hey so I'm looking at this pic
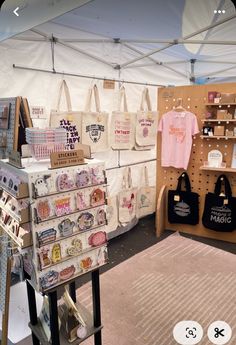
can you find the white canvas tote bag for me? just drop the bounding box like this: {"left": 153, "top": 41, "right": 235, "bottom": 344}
{"left": 136, "top": 166, "right": 156, "bottom": 218}
{"left": 118, "top": 167, "right": 137, "bottom": 224}
{"left": 110, "top": 86, "right": 136, "bottom": 150}
{"left": 135, "top": 88, "right": 158, "bottom": 149}
{"left": 105, "top": 195, "right": 119, "bottom": 234}
{"left": 50, "top": 80, "right": 82, "bottom": 150}
{"left": 81, "top": 85, "right": 109, "bottom": 153}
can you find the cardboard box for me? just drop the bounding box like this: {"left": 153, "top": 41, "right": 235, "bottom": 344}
{"left": 220, "top": 93, "right": 236, "bottom": 104}
{"left": 224, "top": 113, "right": 233, "bottom": 120}
{"left": 214, "top": 126, "right": 225, "bottom": 136}
{"left": 225, "top": 129, "right": 233, "bottom": 136}
{"left": 217, "top": 109, "right": 228, "bottom": 119}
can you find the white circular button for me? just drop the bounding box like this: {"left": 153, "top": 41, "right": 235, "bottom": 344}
{"left": 173, "top": 321, "right": 203, "bottom": 345}
{"left": 207, "top": 321, "right": 232, "bottom": 344}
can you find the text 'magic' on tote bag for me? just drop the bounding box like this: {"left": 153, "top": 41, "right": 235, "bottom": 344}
{"left": 81, "top": 85, "right": 109, "bottom": 153}
{"left": 50, "top": 80, "right": 82, "bottom": 150}
{"left": 137, "top": 166, "right": 156, "bottom": 218}
{"left": 135, "top": 88, "right": 158, "bottom": 150}
{"left": 110, "top": 86, "right": 135, "bottom": 150}
{"left": 118, "top": 167, "right": 137, "bottom": 225}
{"left": 168, "top": 172, "right": 199, "bottom": 225}
{"left": 202, "top": 174, "right": 236, "bottom": 232}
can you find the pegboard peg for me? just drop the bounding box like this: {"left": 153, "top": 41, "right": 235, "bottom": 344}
{"left": 220, "top": 177, "right": 224, "bottom": 181}
{"left": 173, "top": 98, "right": 176, "bottom": 101}
{"left": 187, "top": 98, "right": 190, "bottom": 101}
{"left": 219, "top": 105, "right": 222, "bottom": 108}
{"left": 226, "top": 121, "right": 229, "bottom": 124}
{"left": 227, "top": 105, "right": 230, "bottom": 108}
{"left": 187, "top": 106, "right": 190, "bottom": 109}
{"left": 218, "top": 121, "right": 221, "bottom": 124}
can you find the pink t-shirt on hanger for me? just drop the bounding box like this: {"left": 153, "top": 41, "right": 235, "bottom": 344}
{"left": 158, "top": 110, "right": 199, "bottom": 170}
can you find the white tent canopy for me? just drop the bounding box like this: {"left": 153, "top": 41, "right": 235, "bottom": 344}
{"left": 1, "top": 0, "right": 236, "bottom": 223}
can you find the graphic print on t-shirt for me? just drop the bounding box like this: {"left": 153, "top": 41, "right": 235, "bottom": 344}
{"left": 169, "top": 125, "right": 186, "bottom": 143}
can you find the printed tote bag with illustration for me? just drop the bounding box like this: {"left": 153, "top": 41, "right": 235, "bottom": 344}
{"left": 118, "top": 167, "right": 137, "bottom": 224}
{"left": 135, "top": 88, "right": 158, "bottom": 150}
{"left": 168, "top": 172, "right": 199, "bottom": 225}
{"left": 110, "top": 86, "right": 135, "bottom": 150}
{"left": 81, "top": 85, "right": 109, "bottom": 153}
{"left": 50, "top": 80, "right": 82, "bottom": 150}
{"left": 202, "top": 174, "right": 236, "bottom": 232}
{"left": 136, "top": 166, "right": 156, "bottom": 218}
{"left": 105, "top": 195, "right": 119, "bottom": 234}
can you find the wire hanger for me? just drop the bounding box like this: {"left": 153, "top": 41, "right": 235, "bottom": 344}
{"left": 174, "top": 98, "right": 186, "bottom": 112}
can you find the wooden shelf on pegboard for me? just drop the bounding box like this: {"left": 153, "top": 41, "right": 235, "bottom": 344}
{"left": 200, "top": 135, "right": 236, "bottom": 139}
{"left": 201, "top": 119, "right": 236, "bottom": 123}
{"left": 200, "top": 166, "right": 236, "bottom": 173}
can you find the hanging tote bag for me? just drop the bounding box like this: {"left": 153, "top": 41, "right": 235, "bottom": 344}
{"left": 81, "top": 85, "right": 109, "bottom": 153}
{"left": 50, "top": 80, "right": 82, "bottom": 150}
{"left": 136, "top": 166, "right": 156, "bottom": 218}
{"left": 110, "top": 86, "right": 135, "bottom": 150}
{"left": 168, "top": 172, "right": 199, "bottom": 225}
{"left": 105, "top": 195, "right": 119, "bottom": 234}
{"left": 202, "top": 174, "right": 236, "bottom": 232}
{"left": 135, "top": 88, "right": 158, "bottom": 150}
{"left": 118, "top": 167, "right": 137, "bottom": 224}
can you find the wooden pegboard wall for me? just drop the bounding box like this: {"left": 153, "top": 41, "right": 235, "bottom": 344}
{"left": 156, "top": 83, "right": 236, "bottom": 243}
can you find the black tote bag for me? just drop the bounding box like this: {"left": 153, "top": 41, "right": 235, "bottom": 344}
{"left": 168, "top": 173, "right": 199, "bottom": 225}
{"left": 202, "top": 174, "right": 236, "bottom": 232}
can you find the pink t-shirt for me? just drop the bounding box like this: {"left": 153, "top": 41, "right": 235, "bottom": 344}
{"left": 158, "top": 110, "right": 199, "bottom": 170}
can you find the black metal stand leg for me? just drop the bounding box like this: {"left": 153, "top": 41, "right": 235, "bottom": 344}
{"left": 69, "top": 281, "right": 76, "bottom": 303}
{"left": 48, "top": 290, "right": 60, "bottom": 345}
{"left": 92, "top": 269, "right": 102, "bottom": 345}
{"left": 26, "top": 280, "right": 40, "bottom": 345}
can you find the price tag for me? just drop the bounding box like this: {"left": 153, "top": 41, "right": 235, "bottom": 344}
{"left": 174, "top": 195, "right": 180, "bottom": 201}
{"left": 224, "top": 199, "right": 229, "bottom": 205}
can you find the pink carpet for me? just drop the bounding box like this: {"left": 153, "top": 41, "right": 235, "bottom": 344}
{"left": 77, "top": 233, "right": 236, "bottom": 345}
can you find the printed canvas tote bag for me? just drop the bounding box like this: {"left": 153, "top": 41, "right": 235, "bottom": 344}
{"left": 137, "top": 166, "right": 156, "bottom": 218}
{"left": 135, "top": 88, "right": 158, "bottom": 150}
{"left": 118, "top": 167, "right": 137, "bottom": 224}
{"left": 50, "top": 80, "right": 82, "bottom": 150}
{"left": 105, "top": 195, "right": 119, "bottom": 234}
{"left": 110, "top": 86, "right": 136, "bottom": 150}
{"left": 202, "top": 174, "right": 236, "bottom": 232}
{"left": 81, "top": 85, "right": 109, "bottom": 153}
{"left": 168, "top": 172, "right": 199, "bottom": 225}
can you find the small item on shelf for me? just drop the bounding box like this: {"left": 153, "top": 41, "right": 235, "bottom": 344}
{"left": 225, "top": 113, "right": 233, "bottom": 120}
{"left": 205, "top": 111, "right": 213, "bottom": 119}
{"left": 51, "top": 243, "right": 62, "bottom": 264}
{"left": 40, "top": 270, "right": 59, "bottom": 290}
{"left": 67, "top": 239, "right": 83, "bottom": 256}
{"left": 234, "top": 127, "right": 236, "bottom": 136}
{"left": 203, "top": 126, "right": 214, "bottom": 136}
{"left": 214, "top": 125, "right": 225, "bottom": 136}
{"left": 77, "top": 212, "right": 94, "bottom": 231}
{"left": 234, "top": 109, "right": 236, "bottom": 119}
{"left": 26, "top": 127, "right": 67, "bottom": 161}
{"left": 96, "top": 208, "right": 106, "bottom": 225}
{"left": 214, "top": 97, "right": 220, "bottom": 104}
{"left": 208, "top": 149, "right": 223, "bottom": 168}
{"left": 225, "top": 129, "right": 233, "bottom": 137}
{"left": 36, "top": 200, "right": 53, "bottom": 221}
{"left": 38, "top": 247, "right": 51, "bottom": 269}
{"left": 56, "top": 173, "right": 74, "bottom": 192}
{"left": 80, "top": 257, "right": 92, "bottom": 271}
{"left": 54, "top": 197, "right": 72, "bottom": 217}
{"left": 58, "top": 219, "right": 75, "bottom": 237}
{"left": 90, "top": 188, "right": 105, "bottom": 207}
{"left": 208, "top": 91, "right": 217, "bottom": 103}
{"left": 33, "top": 175, "right": 51, "bottom": 197}
{"left": 37, "top": 228, "right": 57, "bottom": 247}
{"left": 88, "top": 231, "right": 107, "bottom": 247}
{"left": 216, "top": 109, "right": 228, "bottom": 119}
{"left": 231, "top": 144, "right": 236, "bottom": 168}
{"left": 220, "top": 93, "right": 236, "bottom": 104}
{"left": 75, "top": 170, "right": 90, "bottom": 187}
{"left": 59, "top": 265, "right": 76, "bottom": 281}
{"left": 76, "top": 191, "right": 88, "bottom": 210}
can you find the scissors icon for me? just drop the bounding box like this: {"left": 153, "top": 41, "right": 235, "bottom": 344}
{"left": 214, "top": 327, "right": 225, "bottom": 338}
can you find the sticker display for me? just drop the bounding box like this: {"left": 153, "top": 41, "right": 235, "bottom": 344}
{"left": 34, "top": 175, "right": 51, "bottom": 197}
{"left": 76, "top": 190, "right": 90, "bottom": 210}
{"left": 77, "top": 212, "right": 94, "bottom": 231}
{"left": 67, "top": 239, "right": 83, "bottom": 256}
{"left": 56, "top": 173, "right": 74, "bottom": 192}
{"left": 90, "top": 166, "right": 105, "bottom": 185}
{"left": 54, "top": 197, "right": 72, "bottom": 217}
{"left": 36, "top": 200, "right": 54, "bottom": 221}
{"left": 37, "top": 228, "right": 57, "bottom": 247}
{"left": 58, "top": 219, "right": 75, "bottom": 237}
{"left": 90, "top": 188, "right": 105, "bottom": 207}
{"left": 51, "top": 244, "right": 62, "bottom": 264}
{"left": 88, "top": 231, "right": 107, "bottom": 247}
{"left": 38, "top": 247, "right": 51, "bottom": 269}
{"left": 76, "top": 170, "right": 90, "bottom": 188}
{"left": 40, "top": 270, "right": 59, "bottom": 290}
{"left": 59, "top": 265, "right": 76, "bottom": 281}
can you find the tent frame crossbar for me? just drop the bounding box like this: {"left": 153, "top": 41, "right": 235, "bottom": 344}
{"left": 119, "top": 12, "right": 236, "bottom": 68}
{"left": 12, "top": 64, "right": 165, "bottom": 87}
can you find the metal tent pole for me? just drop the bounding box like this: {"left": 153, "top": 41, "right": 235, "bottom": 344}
{"left": 12, "top": 64, "right": 165, "bottom": 87}
{"left": 119, "top": 13, "right": 236, "bottom": 68}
